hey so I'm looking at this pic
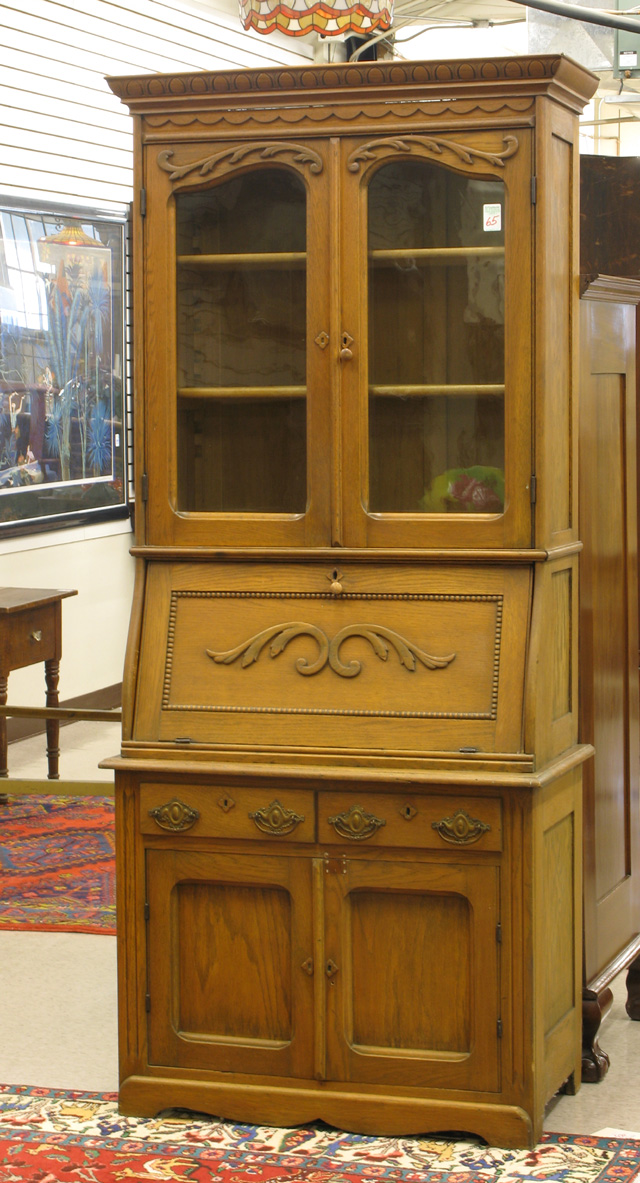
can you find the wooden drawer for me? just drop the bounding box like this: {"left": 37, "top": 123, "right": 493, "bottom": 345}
{"left": 318, "top": 792, "right": 502, "bottom": 852}
{"left": 140, "top": 783, "right": 315, "bottom": 843}
{"left": 1, "top": 603, "right": 57, "bottom": 672}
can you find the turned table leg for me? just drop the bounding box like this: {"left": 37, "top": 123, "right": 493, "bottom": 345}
{"left": 45, "top": 658, "right": 60, "bottom": 780}
{"left": 0, "top": 673, "right": 8, "bottom": 802}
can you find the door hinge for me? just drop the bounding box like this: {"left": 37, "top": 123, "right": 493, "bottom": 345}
{"left": 141, "top": 473, "right": 149, "bottom": 502}
{"left": 144, "top": 901, "right": 150, "bottom": 922}
{"left": 140, "top": 187, "right": 147, "bottom": 217}
{"left": 497, "top": 1019, "right": 503, "bottom": 1038}
{"left": 496, "top": 922, "right": 502, "bottom": 944}
{"left": 530, "top": 474, "right": 537, "bottom": 505}
{"left": 145, "top": 993, "right": 151, "bottom": 1013}
{"left": 531, "top": 176, "right": 537, "bottom": 204}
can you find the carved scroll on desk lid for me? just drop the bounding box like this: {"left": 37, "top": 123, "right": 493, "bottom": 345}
{"left": 206, "top": 622, "right": 455, "bottom": 679}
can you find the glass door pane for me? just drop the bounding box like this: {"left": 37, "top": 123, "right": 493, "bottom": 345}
{"left": 176, "top": 169, "right": 307, "bottom": 513}
{"left": 368, "top": 161, "right": 505, "bottom": 515}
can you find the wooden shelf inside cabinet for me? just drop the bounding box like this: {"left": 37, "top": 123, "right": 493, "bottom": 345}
{"left": 177, "top": 252, "right": 306, "bottom": 270}
{"left": 177, "top": 386, "right": 307, "bottom": 399}
{"left": 370, "top": 247, "right": 505, "bottom": 265}
{"left": 369, "top": 385, "right": 505, "bottom": 397}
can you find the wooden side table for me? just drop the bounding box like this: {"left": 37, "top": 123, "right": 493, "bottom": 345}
{"left": 0, "top": 587, "right": 78, "bottom": 788}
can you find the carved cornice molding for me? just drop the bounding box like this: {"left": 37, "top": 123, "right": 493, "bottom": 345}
{"left": 108, "top": 55, "right": 597, "bottom": 115}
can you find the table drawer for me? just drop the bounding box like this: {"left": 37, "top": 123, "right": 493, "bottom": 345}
{"left": 2, "top": 604, "right": 57, "bottom": 671}
{"left": 318, "top": 792, "right": 502, "bottom": 852}
{"left": 140, "top": 783, "right": 315, "bottom": 843}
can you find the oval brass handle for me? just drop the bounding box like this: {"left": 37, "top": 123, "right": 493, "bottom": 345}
{"left": 249, "top": 799, "right": 305, "bottom": 836}
{"left": 149, "top": 798, "right": 200, "bottom": 832}
{"left": 30, "top": 630, "right": 42, "bottom": 642}
{"left": 432, "top": 808, "right": 491, "bottom": 845}
{"left": 327, "top": 804, "right": 386, "bottom": 841}
{"left": 325, "top": 959, "right": 339, "bottom": 978}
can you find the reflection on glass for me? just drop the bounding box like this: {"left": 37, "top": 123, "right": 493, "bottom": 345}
{"left": 368, "top": 161, "right": 505, "bottom": 514}
{"left": 175, "top": 169, "right": 307, "bottom": 513}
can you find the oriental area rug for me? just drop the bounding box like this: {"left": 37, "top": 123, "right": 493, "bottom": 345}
{"left": 0, "top": 795, "right": 115, "bottom": 934}
{"left": 0, "top": 1087, "right": 639, "bottom": 1183}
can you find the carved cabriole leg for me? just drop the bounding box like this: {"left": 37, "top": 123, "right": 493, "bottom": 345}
{"left": 44, "top": 659, "right": 60, "bottom": 780}
{"left": 582, "top": 985, "right": 613, "bottom": 1081}
{"left": 0, "top": 673, "right": 8, "bottom": 801}
{"left": 625, "top": 953, "right": 640, "bottom": 1020}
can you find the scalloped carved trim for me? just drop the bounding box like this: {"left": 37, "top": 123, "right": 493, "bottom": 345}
{"left": 143, "top": 98, "right": 535, "bottom": 129}
{"left": 347, "top": 134, "right": 518, "bottom": 172}
{"left": 157, "top": 142, "right": 323, "bottom": 182}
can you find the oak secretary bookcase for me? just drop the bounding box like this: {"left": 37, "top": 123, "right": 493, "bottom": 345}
{"left": 107, "top": 56, "right": 597, "bottom": 1148}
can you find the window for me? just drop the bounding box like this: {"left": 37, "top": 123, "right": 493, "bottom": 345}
{"left": 0, "top": 201, "right": 128, "bottom": 532}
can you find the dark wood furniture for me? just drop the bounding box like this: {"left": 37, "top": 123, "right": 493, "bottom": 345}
{"left": 106, "top": 55, "right": 597, "bottom": 1149}
{"left": 578, "top": 158, "right": 640, "bottom": 1072}
{"left": 0, "top": 587, "right": 78, "bottom": 787}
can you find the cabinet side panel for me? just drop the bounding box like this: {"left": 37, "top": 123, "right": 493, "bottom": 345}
{"left": 524, "top": 556, "right": 579, "bottom": 765}
{"left": 533, "top": 769, "right": 582, "bottom": 1116}
{"left": 535, "top": 102, "right": 580, "bottom": 550}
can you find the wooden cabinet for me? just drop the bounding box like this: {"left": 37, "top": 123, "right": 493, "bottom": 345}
{"left": 107, "top": 55, "right": 597, "bottom": 1148}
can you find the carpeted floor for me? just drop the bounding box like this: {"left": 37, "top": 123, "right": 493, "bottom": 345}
{"left": 0, "top": 1086, "right": 639, "bottom": 1183}
{"left": 0, "top": 795, "right": 115, "bottom": 934}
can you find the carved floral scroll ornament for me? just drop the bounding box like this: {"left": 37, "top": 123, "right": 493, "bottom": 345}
{"left": 347, "top": 134, "right": 518, "bottom": 172}
{"left": 206, "top": 622, "right": 455, "bottom": 679}
{"left": 157, "top": 142, "right": 323, "bottom": 183}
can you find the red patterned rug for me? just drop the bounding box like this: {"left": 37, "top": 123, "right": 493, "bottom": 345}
{"left": 0, "top": 795, "right": 115, "bottom": 934}
{"left": 0, "top": 1086, "right": 639, "bottom": 1183}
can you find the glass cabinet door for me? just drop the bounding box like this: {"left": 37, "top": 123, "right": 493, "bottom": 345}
{"left": 144, "top": 153, "right": 332, "bottom": 547}
{"left": 176, "top": 170, "right": 307, "bottom": 514}
{"left": 368, "top": 162, "right": 505, "bottom": 515}
{"left": 341, "top": 134, "right": 532, "bottom": 550}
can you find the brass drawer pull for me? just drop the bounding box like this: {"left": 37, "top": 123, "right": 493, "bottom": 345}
{"left": 327, "top": 804, "right": 386, "bottom": 841}
{"left": 432, "top": 808, "right": 491, "bottom": 845}
{"left": 249, "top": 799, "right": 305, "bottom": 836}
{"left": 149, "top": 798, "right": 200, "bottom": 832}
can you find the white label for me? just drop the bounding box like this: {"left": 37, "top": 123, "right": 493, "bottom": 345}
{"left": 620, "top": 49, "right": 638, "bottom": 67}
{"left": 115, "top": 433, "right": 121, "bottom": 447}
{"left": 483, "top": 204, "right": 502, "bottom": 232}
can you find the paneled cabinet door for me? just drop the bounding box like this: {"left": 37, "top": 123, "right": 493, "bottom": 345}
{"left": 339, "top": 127, "right": 533, "bottom": 550}
{"left": 145, "top": 849, "right": 315, "bottom": 1077}
{"left": 322, "top": 857, "right": 502, "bottom": 1092}
{"left": 143, "top": 143, "right": 333, "bottom": 548}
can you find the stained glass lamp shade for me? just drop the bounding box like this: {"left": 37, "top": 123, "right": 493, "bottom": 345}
{"left": 239, "top": 0, "right": 393, "bottom": 36}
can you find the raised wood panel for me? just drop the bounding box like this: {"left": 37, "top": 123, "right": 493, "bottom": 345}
{"left": 579, "top": 289, "right": 640, "bottom": 982}
{"left": 324, "top": 857, "right": 501, "bottom": 1092}
{"left": 133, "top": 561, "right": 530, "bottom": 755}
{"left": 350, "top": 890, "right": 471, "bottom": 1051}
{"left": 535, "top": 102, "right": 580, "bottom": 552}
{"left": 550, "top": 569, "right": 572, "bottom": 722}
{"left": 146, "top": 849, "right": 315, "bottom": 1076}
{"left": 543, "top": 813, "right": 575, "bottom": 1032}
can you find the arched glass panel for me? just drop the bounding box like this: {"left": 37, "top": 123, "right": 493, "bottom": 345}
{"left": 175, "top": 169, "right": 307, "bottom": 513}
{"left": 367, "top": 161, "right": 505, "bottom": 515}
